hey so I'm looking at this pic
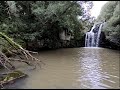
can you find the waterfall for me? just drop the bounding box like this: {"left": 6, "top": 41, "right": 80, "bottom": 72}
{"left": 96, "top": 24, "right": 103, "bottom": 47}
{"left": 85, "top": 23, "right": 103, "bottom": 47}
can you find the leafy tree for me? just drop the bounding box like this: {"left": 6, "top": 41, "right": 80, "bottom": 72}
{"left": 0, "top": 1, "right": 93, "bottom": 50}
{"left": 97, "top": 1, "right": 120, "bottom": 48}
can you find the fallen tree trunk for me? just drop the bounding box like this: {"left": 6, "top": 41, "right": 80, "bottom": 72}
{"left": 0, "top": 32, "right": 45, "bottom": 70}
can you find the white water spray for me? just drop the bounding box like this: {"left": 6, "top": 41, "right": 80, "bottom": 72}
{"left": 85, "top": 23, "right": 103, "bottom": 47}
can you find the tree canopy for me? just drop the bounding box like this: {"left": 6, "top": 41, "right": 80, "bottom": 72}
{"left": 0, "top": 1, "right": 94, "bottom": 50}
{"left": 97, "top": 1, "right": 120, "bottom": 47}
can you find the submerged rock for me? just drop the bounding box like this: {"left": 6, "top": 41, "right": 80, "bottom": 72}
{"left": 0, "top": 70, "right": 27, "bottom": 89}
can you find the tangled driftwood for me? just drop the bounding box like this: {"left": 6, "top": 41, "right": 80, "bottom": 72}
{"left": 0, "top": 51, "right": 15, "bottom": 70}
{"left": 0, "top": 32, "right": 45, "bottom": 70}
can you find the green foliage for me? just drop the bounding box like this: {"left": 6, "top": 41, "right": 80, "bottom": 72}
{"left": 97, "top": 1, "right": 120, "bottom": 46}
{"left": 0, "top": 1, "right": 93, "bottom": 50}
{"left": 97, "top": 1, "right": 118, "bottom": 21}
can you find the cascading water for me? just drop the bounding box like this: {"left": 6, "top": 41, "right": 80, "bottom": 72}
{"left": 85, "top": 24, "right": 96, "bottom": 47}
{"left": 96, "top": 24, "right": 103, "bottom": 47}
{"left": 85, "top": 23, "right": 103, "bottom": 47}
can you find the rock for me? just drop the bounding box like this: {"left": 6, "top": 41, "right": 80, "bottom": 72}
{"left": 99, "top": 31, "right": 106, "bottom": 47}
{"left": 0, "top": 70, "right": 27, "bottom": 89}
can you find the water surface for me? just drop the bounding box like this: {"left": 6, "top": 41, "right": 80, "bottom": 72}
{"left": 6, "top": 47, "right": 120, "bottom": 89}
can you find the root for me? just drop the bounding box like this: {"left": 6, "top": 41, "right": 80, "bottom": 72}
{"left": 0, "top": 32, "right": 45, "bottom": 70}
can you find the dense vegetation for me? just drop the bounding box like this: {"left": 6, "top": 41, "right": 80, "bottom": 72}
{"left": 96, "top": 1, "right": 120, "bottom": 49}
{"left": 0, "top": 1, "right": 94, "bottom": 51}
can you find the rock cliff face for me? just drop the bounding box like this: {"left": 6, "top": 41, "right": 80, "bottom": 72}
{"left": 99, "top": 31, "right": 120, "bottom": 50}
{"left": 99, "top": 31, "right": 106, "bottom": 47}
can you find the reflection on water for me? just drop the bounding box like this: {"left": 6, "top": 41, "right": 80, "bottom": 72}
{"left": 78, "top": 47, "right": 103, "bottom": 89}
{"left": 77, "top": 47, "right": 119, "bottom": 89}
{"left": 77, "top": 47, "right": 112, "bottom": 89}
{"left": 5, "top": 47, "right": 120, "bottom": 89}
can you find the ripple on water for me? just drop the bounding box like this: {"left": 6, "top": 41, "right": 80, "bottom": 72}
{"left": 5, "top": 48, "right": 120, "bottom": 89}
